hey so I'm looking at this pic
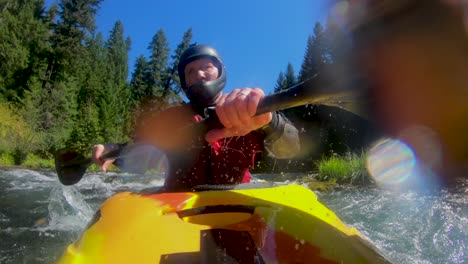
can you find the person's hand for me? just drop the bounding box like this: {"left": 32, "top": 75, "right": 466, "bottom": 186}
{"left": 205, "top": 87, "right": 272, "bottom": 142}
{"left": 92, "top": 144, "right": 115, "bottom": 172}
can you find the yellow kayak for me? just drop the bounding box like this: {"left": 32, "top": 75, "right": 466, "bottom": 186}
{"left": 58, "top": 183, "right": 391, "bottom": 263}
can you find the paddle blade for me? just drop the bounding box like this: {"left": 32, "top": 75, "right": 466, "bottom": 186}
{"left": 54, "top": 149, "right": 92, "bottom": 186}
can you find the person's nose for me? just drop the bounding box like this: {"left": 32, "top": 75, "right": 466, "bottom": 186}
{"left": 196, "top": 69, "right": 207, "bottom": 81}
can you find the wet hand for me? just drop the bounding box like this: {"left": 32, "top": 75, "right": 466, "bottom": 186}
{"left": 205, "top": 88, "right": 272, "bottom": 142}
{"left": 92, "top": 144, "right": 115, "bottom": 172}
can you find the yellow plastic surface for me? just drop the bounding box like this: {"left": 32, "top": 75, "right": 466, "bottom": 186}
{"left": 58, "top": 184, "right": 390, "bottom": 264}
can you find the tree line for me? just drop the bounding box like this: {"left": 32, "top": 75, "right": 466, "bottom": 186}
{"left": 0, "top": 0, "right": 372, "bottom": 170}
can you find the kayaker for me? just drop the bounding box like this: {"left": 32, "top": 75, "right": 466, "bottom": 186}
{"left": 92, "top": 44, "right": 300, "bottom": 189}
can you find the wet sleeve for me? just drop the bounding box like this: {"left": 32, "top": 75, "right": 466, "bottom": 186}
{"left": 261, "top": 112, "right": 300, "bottom": 159}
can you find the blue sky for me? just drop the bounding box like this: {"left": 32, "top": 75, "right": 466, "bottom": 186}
{"left": 52, "top": 0, "right": 330, "bottom": 95}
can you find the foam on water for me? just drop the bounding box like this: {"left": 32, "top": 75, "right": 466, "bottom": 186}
{"left": 3, "top": 169, "right": 55, "bottom": 181}
{"left": 1, "top": 168, "right": 466, "bottom": 264}
{"left": 318, "top": 184, "right": 468, "bottom": 264}
{"left": 0, "top": 212, "right": 9, "bottom": 223}
{"left": 2, "top": 168, "right": 167, "bottom": 263}
{"left": 3, "top": 169, "right": 56, "bottom": 191}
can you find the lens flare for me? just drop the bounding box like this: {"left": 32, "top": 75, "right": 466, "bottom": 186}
{"left": 330, "top": 1, "right": 350, "bottom": 26}
{"left": 367, "top": 138, "right": 416, "bottom": 186}
{"left": 119, "top": 145, "right": 169, "bottom": 176}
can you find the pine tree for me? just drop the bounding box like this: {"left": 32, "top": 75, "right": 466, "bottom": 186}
{"left": 164, "top": 28, "right": 192, "bottom": 97}
{"left": 298, "top": 22, "right": 330, "bottom": 82}
{"left": 37, "top": 0, "right": 103, "bottom": 152}
{"left": 0, "top": 0, "right": 50, "bottom": 103}
{"left": 285, "top": 22, "right": 333, "bottom": 135}
{"left": 46, "top": 0, "right": 103, "bottom": 84}
{"left": 284, "top": 63, "right": 297, "bottom": 88}
{"left": 147, "top": 29, "right": 169, "bottom": 96}
{"left": 274, "top": 72, "right": 286, "bottom": 92}
{"left": 66, "top": 32, "right": 107, "bottom": 150}
{"left": 274, "top": 63, "right": 296, "bottom": 92}
{"left": 80, "top": 32, "right": 108, "bottom": 105}
{"left": 130, "top": 55, "right": 150, "bottom": 103}
{"left": 106, "top": 20, "right": 129, "bottom": 87}
{"left": 98, "top": 20, "right": 132, "bottom": 143}
{"left": 66, "top": 100, "right": 102, "bottom": 154}
{"left": 0, "top": 0, "right": 81, "bottom": 155}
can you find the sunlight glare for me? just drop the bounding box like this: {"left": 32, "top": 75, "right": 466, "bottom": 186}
{"left": 367, "top": 138, "right": 415, "bottom": 187}
{"left": 119, "top": 145, "right": 169, "bottom": 176}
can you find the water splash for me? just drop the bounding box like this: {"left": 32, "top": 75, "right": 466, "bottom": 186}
{"left": 319, "top": 184, "right": 468, "bottom": 264}
{"left": 48, "top": 185, "right": 94, "bottom": 231}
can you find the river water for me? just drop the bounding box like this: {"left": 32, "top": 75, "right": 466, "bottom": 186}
{"left": 0, "top": 168, "right": 466, "bottom": 264}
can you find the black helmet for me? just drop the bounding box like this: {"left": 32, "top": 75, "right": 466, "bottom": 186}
{"left": 178, "top": 44, "right": 226, "bottom": 107}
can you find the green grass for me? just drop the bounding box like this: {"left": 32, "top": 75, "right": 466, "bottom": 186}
{"left": 22, "top": 153, "right": 55, "bottom": 169}
{"left": 316, "top": 152, "right": 374, "bottom": 185}
{"left": 299, "top": 175, "right": 338, "bottom": 192}
{"left": 0, "top": 152, "right": 14, "bottom": 165}
{"left": 0, "top": 152, "right": 54, "bottom": 169}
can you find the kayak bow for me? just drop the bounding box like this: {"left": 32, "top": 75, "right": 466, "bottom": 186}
{"left": 58, "top": 183, "right": 392, "bottom": 264}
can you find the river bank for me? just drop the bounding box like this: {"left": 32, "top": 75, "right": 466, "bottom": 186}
{"left": 1, "top": 150, "right": 374, "bottom": 192}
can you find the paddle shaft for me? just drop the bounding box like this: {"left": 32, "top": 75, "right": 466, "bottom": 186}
{"left": 257, "top": 75, "right": 354, "bottom": 115}
{"left": 202, "top": 74, "right": 358, "bottom": 131}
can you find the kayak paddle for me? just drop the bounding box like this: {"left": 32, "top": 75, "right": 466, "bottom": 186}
{"left": 55, "top": 73, "right": 363, "bottom": 185}
{"left": 55, "top": 143, "right": 168, "bottom": 185}
{"left": 193, "top": 74, "right": 365, "bottom": 134}
{"left": 55, "top": 144, "right": 128, "bottom": 185}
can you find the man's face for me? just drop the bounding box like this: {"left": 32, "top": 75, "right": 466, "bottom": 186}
{"left": 184, "top": 58, "right": 219, "bottom": 87}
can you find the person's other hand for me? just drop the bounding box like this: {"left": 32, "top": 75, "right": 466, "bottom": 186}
{"left": 92, "top": 144, "right": 115, "bottom": 172}
{"left": 205, "top": 87, "right": 272, "bottom": 142}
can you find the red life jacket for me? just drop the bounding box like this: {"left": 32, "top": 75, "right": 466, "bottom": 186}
{"left": 164, "top": 119, "right": 265, "bottom": 189}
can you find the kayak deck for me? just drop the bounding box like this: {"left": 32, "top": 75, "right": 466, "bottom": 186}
{"left": 58, "top": 184, "right": 392, "bottom": 263}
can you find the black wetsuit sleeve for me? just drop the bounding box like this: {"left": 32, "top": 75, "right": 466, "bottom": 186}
{"left": 261, "top": 112, "right": 300, "bottom": 159}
